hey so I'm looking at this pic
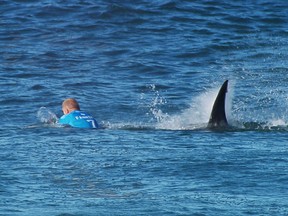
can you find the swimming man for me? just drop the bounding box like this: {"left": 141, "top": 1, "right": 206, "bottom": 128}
{"left": 58, "top": 98, "right": 99, "bottom": 129}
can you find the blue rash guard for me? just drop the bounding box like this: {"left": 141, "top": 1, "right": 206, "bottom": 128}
{"left": 59, "top": 110, "right": 99, "bottom": 129}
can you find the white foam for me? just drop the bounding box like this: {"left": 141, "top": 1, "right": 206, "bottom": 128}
{"left": 37, "top": 107, "right": 59, "bottom": 124}
{"left": 154, "top": 82, "right": 234, "bottom": 130}
{"left": 100, "top": 82, "right": 235, "bottom": 131}
{"left": 265, "top": 118, "right": 288, "bottom": 128}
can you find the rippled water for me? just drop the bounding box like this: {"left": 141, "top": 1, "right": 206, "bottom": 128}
{"left": 1, "top": 0, "right": 288, "bottom": 215}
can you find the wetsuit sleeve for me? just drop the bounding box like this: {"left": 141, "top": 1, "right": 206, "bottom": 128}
{"left": 58, "top": 114, "right": 71, "bottom": 125}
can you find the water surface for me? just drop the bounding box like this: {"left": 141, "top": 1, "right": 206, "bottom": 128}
{"left": 1, "top": 0, "right": 288, "bottom": 215}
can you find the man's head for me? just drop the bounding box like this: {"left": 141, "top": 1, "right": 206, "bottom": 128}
{"left": 62, "top": 98, "right": 80, "bottom": 115}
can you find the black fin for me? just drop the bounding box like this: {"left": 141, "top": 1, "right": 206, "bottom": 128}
{"left": 207, "top": 80, "right": 229, "bottom": 128}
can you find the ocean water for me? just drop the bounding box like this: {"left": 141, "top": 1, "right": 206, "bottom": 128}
{"left": 1, "top": 0, "right": 288, "bottom": 215}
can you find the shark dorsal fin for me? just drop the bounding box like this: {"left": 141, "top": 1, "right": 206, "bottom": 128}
{"left": 207, "top": 80, "right": 229, "bottom": 128}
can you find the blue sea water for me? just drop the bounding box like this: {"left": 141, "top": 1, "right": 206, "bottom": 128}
{"left": 1, "top": 0, "right": 288, "bottom": 215}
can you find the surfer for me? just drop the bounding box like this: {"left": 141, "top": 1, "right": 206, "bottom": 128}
{"left": 58, "top": 98, "right": 99, "bottom": 129}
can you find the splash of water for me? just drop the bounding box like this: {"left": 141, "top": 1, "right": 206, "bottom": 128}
{"left": 105, "top": 81, "right": 288, "bottom": 131}
{"left": 231, "top": 81, "right": 288, "bottom": 130}
{"left": 37, "top": 107, "right": 59, "bottom": 124}
{"left": 267, "top": 119, "right": 287, "bottom": 127}
{"left": 153, "top": 83, "right": 234, "bottom": 130}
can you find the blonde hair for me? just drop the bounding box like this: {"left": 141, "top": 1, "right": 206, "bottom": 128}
{"left": 62, "top": 98, "right": 80, "bottom": 111}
